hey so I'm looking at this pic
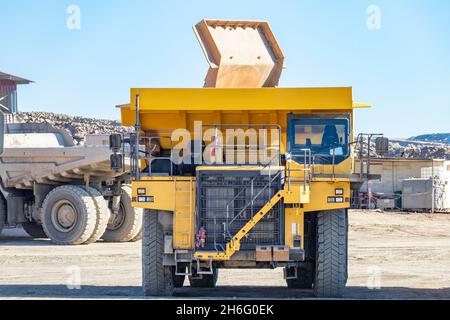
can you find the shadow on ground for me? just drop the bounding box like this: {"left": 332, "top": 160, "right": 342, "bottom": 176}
{"left": 0, "top": 228, "right": 44, "bottom": 246}
{"left": 0, "top": 238, "right": 51, "bottom": 247}
{"left": 0, "top": 285, "right": 449, "bottom": 299}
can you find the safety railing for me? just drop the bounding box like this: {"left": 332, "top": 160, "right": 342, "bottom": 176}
{"left": 129, "top": 133, "right": 174, "bottom": 180}
{"left": 130, "top": 124, "right": 282, "bottom": 179}
{"left": 287, "top": 149, "right": 312, "bottom": 193}
{"left": 227, "top": 170, "right": 283, "bottom": 226}
{"left": 201, "top": 124, "right": 282, "bottom": 166}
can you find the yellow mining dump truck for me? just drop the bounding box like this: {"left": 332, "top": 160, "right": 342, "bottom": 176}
{"left": 115, "top": 20, "right": 369, "bottom": 297}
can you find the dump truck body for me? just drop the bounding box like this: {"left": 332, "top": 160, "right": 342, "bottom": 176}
{"left": 118, "top": 19, "right": 368, "bottom": 298}
{"left": 121, "top": 86, "right": 357, "bottom": 296}
{"left": 0, "top": 122, "right": 142, "bottom": 245}
{"left": 0, "top": 124, "right": 126, "bottom": 190}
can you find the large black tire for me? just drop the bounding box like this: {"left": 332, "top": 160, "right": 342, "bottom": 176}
{"left": 189, "top": 269, "right": 219, "bottom": 288}
{"left": 84, "top": 187, "right": 110, "bottom": 244}
{"left": 41, "top": 185, "right": 97, "bottom": 245}
{"left": 0, "top": 194, "right": 6, "bottom": 236}
{"left": 286, "top": 262, "right": 314, "bottom": 289}
{"left": 314, "top": 209, "right": 348, "bottom": 298}
{"left": 102, "top": 186, "right": 142, "bottom": 242}
{"left": 345, "top": 209, "right": 349, "bottom": 283}
{"left": 21, "top": 221, "right": 47, "bottom": 238}
{"left": 142, "top": 211, "right": 174, "bottom": 296}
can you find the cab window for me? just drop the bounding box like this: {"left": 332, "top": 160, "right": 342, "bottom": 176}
{"left": 288, "top": 118, "right": 350, "bottom": 163}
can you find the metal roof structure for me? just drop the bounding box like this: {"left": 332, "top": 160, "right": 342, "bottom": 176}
{"left": 0, "top": 71, "right": 33, "bottom": 85}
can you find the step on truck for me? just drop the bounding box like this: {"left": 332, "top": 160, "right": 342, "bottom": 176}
{"left": 114, "top": 19, "right": 371, "bottom": 297}
{"left": 0, "top": 120, "right": 142, "bottom": 245}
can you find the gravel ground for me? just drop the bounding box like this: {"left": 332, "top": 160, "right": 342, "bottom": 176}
{"left": 0, "top": 210, "right": 449, "bottom": 300}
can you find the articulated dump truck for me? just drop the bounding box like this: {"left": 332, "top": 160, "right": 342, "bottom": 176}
{"left": 116, "top": 20, "right": 370, "bottom": 297}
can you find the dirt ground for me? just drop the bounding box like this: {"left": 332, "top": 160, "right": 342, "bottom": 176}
{"left": 1, "top": 210, "right": 450, "bottom": 300}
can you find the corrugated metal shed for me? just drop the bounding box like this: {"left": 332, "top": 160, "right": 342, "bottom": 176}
{"left": 0, "top": 71, "right": 33, "bottom": 85}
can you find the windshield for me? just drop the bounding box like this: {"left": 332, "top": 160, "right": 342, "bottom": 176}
{"left": 289, "top": 119, "right": 349, "bottom": 158}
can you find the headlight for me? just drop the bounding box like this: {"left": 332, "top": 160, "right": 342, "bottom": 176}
{"left": 335, "top": 188, "right": 344, "bottom": 195}
{"left": 335, "top": 197, "right": 344, "bottom": 203}
{"left": 137, "top": 196, "right": 154, "bottom": 203}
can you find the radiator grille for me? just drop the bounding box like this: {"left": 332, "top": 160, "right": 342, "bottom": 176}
{"left": 197, "top": 170, "right": 283, "bottom": 251}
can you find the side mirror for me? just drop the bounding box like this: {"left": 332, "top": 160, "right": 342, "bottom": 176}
{"left": 375, "top": 137, "right": 389, "bottom": 156}
{"left": 109, "top": 134, "right": 122, "bottom": 152}
{"left": 110, "top": 154, "right": 123, "bottom": 172}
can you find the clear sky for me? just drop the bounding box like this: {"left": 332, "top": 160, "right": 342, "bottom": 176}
{"left": 1, "top": 0, "right": 449, "bottom": 138}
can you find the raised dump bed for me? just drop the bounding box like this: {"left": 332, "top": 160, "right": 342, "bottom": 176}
{"left": 0, "top": 123, "right": 142, "bottom": 245}
{"left": 194, "top": 19, "right": 285, "bottom": 88}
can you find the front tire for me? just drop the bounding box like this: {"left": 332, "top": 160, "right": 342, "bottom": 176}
{"left": 313, "top": 209, "right": 348, "bottom": 298}
{"left": 142, "top": 211, "right": 174, "bottom": 296}
{"left": 41, "top": 185, "right": 97, "bottom": 245}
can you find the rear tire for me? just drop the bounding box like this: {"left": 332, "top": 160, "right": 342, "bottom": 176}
{"left": 189, "top": 269, "right": 219, "bottom": 288}
{"left": 130, "top": 229, "right": 142, "bottom": 242}
{"left": 41, "top": 185, "right": 97, "bottom": 245}
{"left": 286, "top": 262, "right": 314, "bottom": 289}
{"left": 0, "top": 194, "right": 6, "bottom": 236}
{"left": 84, "top": 187, "right": 110, "bottom": 244}
{"left": 142, "top": 211, "right": 174, "bottom": 296}
{"left": 313, "top": 209, "right": 348, "bottom": 298}
{"left": 102, "top": 186, "right": 142, "bottom": 242}
{"left": 21, "top": 221, "right": 47, "bottom": 238}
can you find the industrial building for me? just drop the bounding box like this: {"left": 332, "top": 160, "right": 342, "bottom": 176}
{"left": 354, "top": 158, "right": 450, "bottom": 212}
{"left": 0, "top": 71, "right": 32, "bottom": 113}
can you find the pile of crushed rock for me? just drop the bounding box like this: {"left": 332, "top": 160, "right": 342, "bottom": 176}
{"left": 390, "top": 143, "right": 450, "bottom": 160}
{"left": 354, "top": 140, "right": 450, "bottom": 160}
{"left": 15, "top": 112, "right": 134, "bottom": 145}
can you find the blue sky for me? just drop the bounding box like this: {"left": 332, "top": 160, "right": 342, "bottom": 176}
{"left": 1, "top": 0, "right": 449, "bottom": 137}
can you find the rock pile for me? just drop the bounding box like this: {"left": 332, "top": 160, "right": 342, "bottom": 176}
{"left": 396, "top": 145, "right": 450, "bottom": 160}
{"left": 355, "top": 139, "right": 450, "bottom": 160}
{"left": 15, "top": 112, "right": 134, "bottom": 145}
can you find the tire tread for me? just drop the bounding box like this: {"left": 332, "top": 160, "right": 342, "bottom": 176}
{"left": 314, "top": 209, "right": 348, "bottom": 297}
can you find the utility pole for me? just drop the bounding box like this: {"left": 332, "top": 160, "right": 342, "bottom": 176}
{"left": 431, "top": 160, "right": 435, "bottom": 214}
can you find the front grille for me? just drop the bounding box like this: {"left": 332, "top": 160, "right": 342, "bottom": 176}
{"left": 197, "top": 170, "right": 283, "bottom": 251}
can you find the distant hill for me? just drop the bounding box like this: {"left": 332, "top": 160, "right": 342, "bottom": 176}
{"left": 409, "top": 133, "right": 450, "bottom": 144}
